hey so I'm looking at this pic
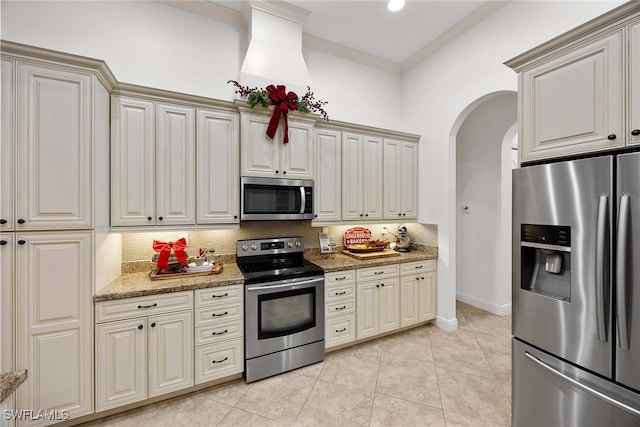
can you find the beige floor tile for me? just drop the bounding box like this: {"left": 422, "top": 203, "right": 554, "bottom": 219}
{"left": 201, "top": 378, "right": 252, "bottom": 407}
{"left": 431, "top": 336, "right": 495, "bottom": 379}
{"left": 437, "top": 368, "right": 511, "bottom": 425}
{"left": 217, "top": 407, "right": 283, "bottom": 427}
{"left": 371, "top": 394, "right": 446, "bottom": 427}
{"left": 500, "top": 378, "right": 511, "bottom": 403}
{"left": 293, "top": 359, "right": 326, "bottom": 379}
{"left": 235, "top": 372, "right": 316, "bottom": 424}
{"left": 318, "top": 347, "right": 380, "bottom": 392}
{"left": 381, "top": 329, "right": 434, "bottom": 365}
{"left": 443, "top": 410, "right": 509, "bottom": 426}
{"left": 294, "top": 380, "right": 374, "bottom": 427}
{"left": 376, "top": 358, "right": 442, "bottom": 409}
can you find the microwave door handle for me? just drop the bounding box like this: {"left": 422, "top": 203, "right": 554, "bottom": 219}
{"left": 616, "top": 194, "right": 630, "bottom": 350}
{"left": 596, "top": 194, "right": 608, "bottom": 342}
{"left": 300, "top": 186, "right": 306, "bottom": 214}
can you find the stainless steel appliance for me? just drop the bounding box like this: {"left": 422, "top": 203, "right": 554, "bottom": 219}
{"left": 240, "top": 176, "right": 314, "bottom": 221}
{"left": 237, "top": 237, "right": 325, "bottom": 383}
{"left": 512, "top": 153, "right": 640, "bottom": 425}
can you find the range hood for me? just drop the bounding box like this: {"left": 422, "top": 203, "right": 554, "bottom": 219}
{"left": 240, "top": 0, "right": 312, "bottom": 96}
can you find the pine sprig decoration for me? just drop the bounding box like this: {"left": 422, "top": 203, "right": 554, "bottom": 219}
{"left": 300, "top": 86, "right": 329, "bottom": 121}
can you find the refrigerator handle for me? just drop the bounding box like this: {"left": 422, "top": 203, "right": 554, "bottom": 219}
{"left": 616, "top": 194, "right": 631, "bottom": 350}
{"left": 596, "top": 195, "right": 609, "bottom": 342}
{"left": 524, "top": 351, "right": 640, "bottom": 418}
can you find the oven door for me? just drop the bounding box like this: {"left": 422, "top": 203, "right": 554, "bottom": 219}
{"left": 245, "top": 275, "right": 324, "bottom": 359}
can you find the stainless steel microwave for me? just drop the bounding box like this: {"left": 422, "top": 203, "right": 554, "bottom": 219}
{"left": 240, "top": 176, "right": 314, "bottom": 221}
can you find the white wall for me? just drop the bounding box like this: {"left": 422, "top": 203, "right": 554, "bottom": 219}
{"left": 456, "top": 92, "right": 516, "bottom": 315}
{"left": 402, "top": 0, "right": 625, "bottom": 330}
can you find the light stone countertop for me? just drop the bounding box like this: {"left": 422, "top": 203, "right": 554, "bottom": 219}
{"left": 0, "top": 370, "right": 27, "bottom": 404}
{"left": 95, "top": 245, "right": 437, "bottom": 302}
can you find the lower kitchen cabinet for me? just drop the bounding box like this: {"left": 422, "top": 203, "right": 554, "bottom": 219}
{"left": 95, "top": 292, "right": 194, "bottom": 412}
{"left": 356, "top": 265, "right": 400, "bottom": 340}
{"left": 400, "top": 260, "right": 437, "bottom": 327}
{"left": 324, "top": 270, "right": 357, "bottom": 349}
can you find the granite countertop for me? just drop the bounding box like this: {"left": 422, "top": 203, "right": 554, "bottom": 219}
{"left": 0, "top": 370, "right": 27, "bottom": 404}
{"left": 96, "top": 246, "right": 438, "bottom": 302}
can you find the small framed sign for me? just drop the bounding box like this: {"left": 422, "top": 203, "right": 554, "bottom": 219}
{"left": 344, "top": 227, "right": 372, "bottom": 248}
{"left": 319, "top": 233, "right": 337, "bottom": 254}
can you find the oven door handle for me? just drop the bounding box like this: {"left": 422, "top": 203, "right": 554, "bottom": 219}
{"left": 246, "top": 277, "right": 323, "bottom": 292}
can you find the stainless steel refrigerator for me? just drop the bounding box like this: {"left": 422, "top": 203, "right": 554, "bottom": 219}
{"left": 512, "top": 153, "right": 640, "bottom": 426}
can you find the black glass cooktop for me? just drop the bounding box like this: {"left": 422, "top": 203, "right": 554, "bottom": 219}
{"left": 237, "top": 254, "right": 324, "bottom": 285}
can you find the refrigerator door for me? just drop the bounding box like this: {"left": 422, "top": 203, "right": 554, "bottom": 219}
{"left": 513, "top": 156, "right": 613, "bottom": 377}
{"left": 615, "top": 152, "right": 640, "bottom": 391}
{"left": 513, "top": 338, "right": 640, "bottom": 427}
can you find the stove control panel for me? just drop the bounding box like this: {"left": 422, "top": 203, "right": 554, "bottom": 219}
{"left": 237, "top": 237, "right": 304, "bottom": 257}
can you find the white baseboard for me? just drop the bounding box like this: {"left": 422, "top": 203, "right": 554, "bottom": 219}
{"left": 456, "top": 292, "right": 512, "bottom": 316}
{"left": 435, "top": 315, "right": 458, "bottom": 332}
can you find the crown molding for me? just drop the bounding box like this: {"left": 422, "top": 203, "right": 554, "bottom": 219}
{"left": 158, "top": 0, "right": 244, "bottom": 26}
{"left": 248, "top": 0, "right": 311, "bottom": 25}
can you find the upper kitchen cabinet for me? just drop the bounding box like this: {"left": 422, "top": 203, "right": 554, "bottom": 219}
{"left": 506, "top": 5, "right": 640, "bottom": 163}
{"left": 196, "top": 109, "right": 240, "bottom": 225}
{"left": 111, "top": 96, "right": 195, "bottom": 227}
{"left": 313, "top": 127, "right": 342, "bottom": 223}
{"left": 1, "top": 59, "right": 97, "bottom": 231}
{"left": 383, "top": 139, "right": 418, "bottom": 220}
{"left": 342, "top": 132, "right": 383, "bottom": 221}
{"left": 240, "top": 111, "right": 314, "bottom": 179}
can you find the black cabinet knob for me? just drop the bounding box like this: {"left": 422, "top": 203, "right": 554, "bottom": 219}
{"left": 632, "top": 129, "right": 640, "bottom": 136}
{"left": 0, "top": 240, "right": 7, "bottom": 245}
{"left": 403, "top": 213, "right": 406, "bottom": 216}
{"left": 398, "top": 213, "right": 402, "bottom": 216}
{"left": 365, "top": 213, "right": 368, "bottom": 217}
{"left": 17, "top": 219, "right": 25, "bottom": 224}
{"left": 147, "top": 216, "right": 152, "bottom": 221}
{"left": 234, "top": 215, "right": 238, "bottom": 219}
{"left": 283, "top": 171, "right": 287, "bottom": 175}
{"left": 607, "top": 134, "right": 617, "bottom": 140}
{"left": 138, "top": 325, "right": 143, "bottom": 330}
{"left": 275, "top": 170, "right": 279, "bottom": 174}
{"left": 18, "top": 240, "right": 26, "bottom": 245}
{"left": 0, "top": 219, "right": 6, "bottom": 224}
{"left": 314, "top": 214, "right": 318, "bottom": 218}
{"left": 158, "top": 216, "right": 163, "bottom": 221}
{"left": 360, "top": 214, "right": 363, "bottom": 217}
{"left": 376, "top": 284, "right": 380, "bottom": 288}
{"left": 150, "top": 322, "right": 156, "bottom": 327}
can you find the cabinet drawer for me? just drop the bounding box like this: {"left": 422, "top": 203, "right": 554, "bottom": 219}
{"left": 325, "top": 270, "right": 356, "bottom": 287}
{"left": 356, "top": 264, "right": 399, "bottom": 281}
{"left": 96, "top": 291, "right": 193, "bottom": 323}
{"left": 195, "top": 338, "right": 243, "bottom": 385}
{"left": 325, "top": 283, "right": 355, "bottom": 301}
{"left": 195, "top": 301, "right": 243, "bottom": 326}
{"left": 325, "top": 313, "right": 356, "bottom": 349}
{"left": 195, "top": 285, "right": 243, "bottom": 307}
{"left": 400, "top": 260, "right": 436, "bottom": 275}
{"left": 326, "top": 298, "right": 355, "bottom": 317}
{"left": 195, "top": 319, "right": 243, "bottom": 346}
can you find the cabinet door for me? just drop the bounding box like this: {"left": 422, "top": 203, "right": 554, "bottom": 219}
{"left": 148, "top": 310, "right": 193, "bottom": 397}
{"left": 520, "top": 31, "right": 623, "bottom": 162}
{"left": 418, "top": 272, "right": 437, "bottom": 322}
{"left": 378, "top": 278, "right": 400, "bottom": 334}
{"left": 0, "top": 234, "right": 14, "bottom": 375}
{"left": 629, "top": 20, "right": 640, "bottom": 146}
{"left": 155, "top": 104, "right": 195, "bottom": 225}
{"left": 356, "top": 282, "right": 378, "bottom": 340}
{"left": 383, "top": 139, "right": 402, "bottom": 219}
{"left": 196, "top": 109, "right": 239, "bottom": 224}
{"left": 400, "top": 275, "right": 420, "bottom": 328}
{"left": 314, "top": 128, "right": 341, "bottom": 222}
{"left": 1, "top": 59, "right": 14, "bottom": 231}
{"left": 280, "top": 118, "right": 314, "bottom": 178}
{"left": 111, "top": 97, "right": 155, "bottom": 226}
{"left": 400, "top": 141, "right": 418, "bottom": 219}
{"left": 16, "top": 232, "right": 93, "bottom": 422}
{"left": 241, "top": 113, "right": 279, "bottom": 177}
{"left": 341, "top": 132, "right": 364, "bottom": 220}
{"left": 362, "top": 136, "right": 383, "bottom": 220}
{"left": 17, "top": 64, "right": 92, "bottom": 229}
{"left": 95, "top": 318, "right": 147, "bottom": 411}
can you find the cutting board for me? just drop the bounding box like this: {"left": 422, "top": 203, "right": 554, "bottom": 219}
{"left": 149, "top": 261, "right": 223, "bottom": 281}
{"left": 341, "top": 249, "right": 401, "bottom": 260}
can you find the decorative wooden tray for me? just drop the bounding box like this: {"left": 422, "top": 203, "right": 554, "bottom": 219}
{"left": 341, "top": 249, "right": 400, "bottom": 260}
{"left": 345, "top": 246, "right": 386, "bottom": 253}
{"left": 149, "top": 261, "right": 223, "bottom": 281}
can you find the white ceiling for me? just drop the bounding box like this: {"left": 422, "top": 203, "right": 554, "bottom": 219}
{"left": 163, "top": 0, "right": 509, "bottom": 73}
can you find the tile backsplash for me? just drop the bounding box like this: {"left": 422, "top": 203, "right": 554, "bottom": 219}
{"left": 121, "top": 222, "right": 438, "bottom": 262}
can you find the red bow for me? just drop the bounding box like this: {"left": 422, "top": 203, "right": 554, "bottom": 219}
{"left": 152, "top": 238, "right": 188, "bottom": 270}
{"left": 265, "top": 84, "right": 298, "bottom": 143}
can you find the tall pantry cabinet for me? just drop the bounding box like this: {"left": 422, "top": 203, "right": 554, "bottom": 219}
{"left": 1, "top": 42, "right": 116, "bottom": 426}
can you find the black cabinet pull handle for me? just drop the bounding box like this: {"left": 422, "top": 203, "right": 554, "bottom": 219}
{"left": 212, "top": 329, "right": 228, "bottom": 335}
{"left": 212, "top": 293, "right": 229, "bottom": 298}
{"left": 17, "top": 219, "right": 25, "bottom": 224}
{"left": 138, "top": 325, "right": 143, "bottom": 330}
{"left": 374, "top": 271, "right": 384, "bottom": 275}
{"left": 632, "top": 129, "right": 640, "bottom": 136}
{"left": 18, "top": 240, "right": 26, "bottom": 245}
{"left": 335, "top": 291, "right": 347, "bottom": 296}
{"left": 212, "top": 311, "right": 228, "bottom": 317}
{"left": 336, "top": 328, "right": 347, "bottom": 333}
{"left": 211, "top": 357, "right": 228, "bottom": 364}
{"left": 335, "top": 305, "right": 347, "bottom": 311}
{"left": 147, "top": 216, "right": 152, "bottom": 221}
{"left": 0, "top": 219, "right": 6, "bottom": 224}
{"left": 150, "top": 322, "right": 156, "bottom": 327}
{"left": 335, "top": 276, "right": 346, "bottom": 281}
{"left": 137, "top": 303, "right": 158, "bottom": 309}
{"left": 415, "top": 265, "right": 423, "bottom": 269}
{"left": 607, "top": 134, "right": 617, "bottom": 140}
{"left": 0, "top": 240, "right": 7, "bottom": 245}
{"left": 158, "top": 216, "right": 163, "bottom": 221}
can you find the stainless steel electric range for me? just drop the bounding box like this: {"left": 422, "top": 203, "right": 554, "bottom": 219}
{"left": 237, "top": 236, "right": 325, "bottom": 383}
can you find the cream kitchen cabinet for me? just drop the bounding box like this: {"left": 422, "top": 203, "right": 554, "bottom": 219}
{"left": 0, "top": 234, "right": 14, "bottom": 425}
{"left": 95, "top": 291, "right": 194, "bottom": 412}
{"left": 383, "top": 139, "right": 418, "bottom": 220}
{"left": 324, "top": 270, "right": 357, "bottom": 350}
{"left": 356, "top": 265, "right": 399, "bottom": 340}
{"left": 399, "top": 260, "right": 436, "bottom": 327}
{"left": 240, "top": 111, "right": 314, "bottom": 179}
{"left": 196, "top": 109, "right": 240, "bottom": 225}
{"left": 15, "top": 232, "right": 94, "bottom": 426}
{"left": 313, "top": 127, "right": 342, "bottom": 223}
{"left": 1, "top": 60, "right": 94, "bottom": 231}
{"left": 111, "top": 96, "right": 195, "bottom": 227}
{"left": 342, "top": 132, "right": 383, "bottom": 221}
{"left": 629, "top": 19, "right": 640, "bottom": 146}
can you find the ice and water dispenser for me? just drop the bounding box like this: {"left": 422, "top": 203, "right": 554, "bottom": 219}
{"left": 520, "top": 224, "right": 571, "bottom": 301}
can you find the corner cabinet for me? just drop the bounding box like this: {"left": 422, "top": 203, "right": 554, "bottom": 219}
{"left": 342, "top": 133, "right": 383, "bottom": 221}
{"left": 399, "top": 260, "right": 436, "bottom": 327}
{"left": 240, "top": 111, "right": 314, "bottom": 179}
{"left": 383, "top": 139, "right": 418, "bottom": 220}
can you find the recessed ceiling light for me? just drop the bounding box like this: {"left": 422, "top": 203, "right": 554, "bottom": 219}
{"left": 387, "top": 0, "right": 405, "bottom": 12}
